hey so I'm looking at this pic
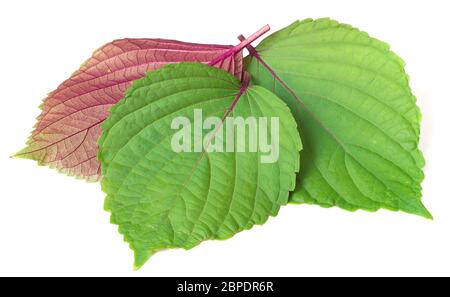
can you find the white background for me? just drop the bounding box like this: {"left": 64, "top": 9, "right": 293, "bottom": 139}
{"left": 0, "top": 0, "right": 449, "bottom": 276}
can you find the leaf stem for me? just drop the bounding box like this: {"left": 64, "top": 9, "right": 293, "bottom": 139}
{"left": 228, "top": 72, "right": 251, "bottom": 113}
{"left": 209, "top": 25, "right": 270, "bottom": 67}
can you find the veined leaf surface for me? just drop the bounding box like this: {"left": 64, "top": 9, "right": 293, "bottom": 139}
{"left": 98, "top": 63, "right": 302, "bottom": 268}
{"left": 246, "top": 18, "right": 429, "bottom": 218}
{"left": 16, "top": 39, "right": 243, "bottom": 181}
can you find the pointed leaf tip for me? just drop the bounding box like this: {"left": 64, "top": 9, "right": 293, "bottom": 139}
{"left": 402, "top": 200, "right": 433, "bottom": 220}
{"left": 134, "top": 250, "right": 153, "bottom": 271}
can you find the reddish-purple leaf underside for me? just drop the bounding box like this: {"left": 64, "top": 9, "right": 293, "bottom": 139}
{"left": 16, "top": 38, "right": 244, "bottom": 181}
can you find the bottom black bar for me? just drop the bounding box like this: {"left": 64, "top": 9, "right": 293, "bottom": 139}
{"left": 161, "top": 278, "right": 289, "bottom": 296}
